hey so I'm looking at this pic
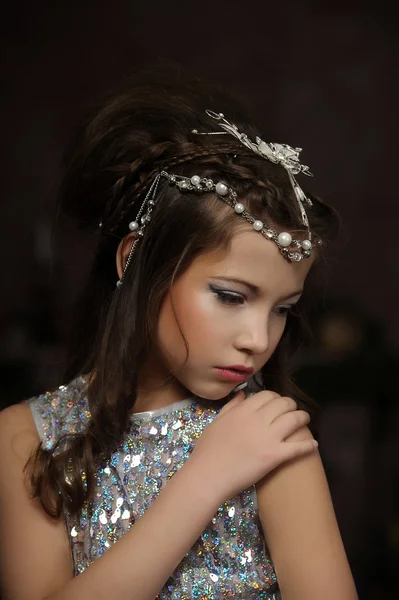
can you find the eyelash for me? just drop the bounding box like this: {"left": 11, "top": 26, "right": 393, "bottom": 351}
{"left": 210, "top": 286, "right": 295, "bottom": 317}
{"left": 274, "top": 305, "right": 294, "bottom": 317}
{"left": 212, "top": 289, "right": 245, "bottom": 305}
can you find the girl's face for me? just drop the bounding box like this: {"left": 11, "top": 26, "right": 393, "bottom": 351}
{"left": 138, "top": 226, "right": 315, "bottom": 407}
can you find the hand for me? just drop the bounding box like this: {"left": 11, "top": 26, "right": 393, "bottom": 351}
{"left": 187, "top": 389, "right": 317, "bottom": 502}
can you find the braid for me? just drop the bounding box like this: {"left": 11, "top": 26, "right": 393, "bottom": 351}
{"left": 105, "top": 143, "right": 254, "bottom": 234}
{"left": 103, "top": 141, "right": 175, "bottom": 231}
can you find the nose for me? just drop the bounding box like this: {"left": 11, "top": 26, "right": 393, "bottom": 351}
{"left": 234, "top": 319, "right": 269, "bottom": 356}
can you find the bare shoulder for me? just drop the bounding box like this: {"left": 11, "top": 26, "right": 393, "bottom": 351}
{"left": 0, "top": 402, "right": 74, "bottom": 600}
{"left": 0, "top": 401, "right": 38, "bottom": 453}
{"left": 256, "top": 425, "right": 358, "bottom": 600}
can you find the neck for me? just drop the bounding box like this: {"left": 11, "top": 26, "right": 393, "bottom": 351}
{"left": 132, "top": 361, "right": 190, "bottom": 414}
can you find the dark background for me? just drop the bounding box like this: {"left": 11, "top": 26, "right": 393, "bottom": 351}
{"left": 1, "top": 1, "right": 398, "bottom": 597}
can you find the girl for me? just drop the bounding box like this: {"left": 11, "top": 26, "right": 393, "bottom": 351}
{"left": 0, "top": 71, "right": 358, "bottom": 600}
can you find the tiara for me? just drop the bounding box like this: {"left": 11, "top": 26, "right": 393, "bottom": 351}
{"left": 115, "top": 111, "right": 321, "bottom": 288}
{"left": 193, "top": 110, "right": 314, "bottom": 230}
{"left": 116, "top": 170, "right": 319, "bottom": 288}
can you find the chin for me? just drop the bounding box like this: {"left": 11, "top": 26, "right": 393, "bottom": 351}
{"left": 185, "top": 380, "right": 237, "bottom": 402}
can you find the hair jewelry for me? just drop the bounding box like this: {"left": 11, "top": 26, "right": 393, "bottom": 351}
{"left": 115, "top": 110, "right": 322, "bottom": 287}
{"left": 193, "top": 110, "right": 314, "bottom": 230}
{"left": 117, "top": 169, "right": 319, "bottom": 288}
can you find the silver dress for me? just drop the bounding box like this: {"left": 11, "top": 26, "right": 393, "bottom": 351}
{"left": 28, "top": 378, "right": 281, "bottom": 599}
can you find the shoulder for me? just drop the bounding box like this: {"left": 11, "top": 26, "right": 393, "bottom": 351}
{"left": 0, "top": 403, "right": 40, "bottom": 504}
{"left": 255, "top": 423, "right": 321, "bottom": 520}
{"left": 0, "top": 403, "right": 75, "bottom": 598}
{"left": 256, "top": 425, "right": 358, "bottom": 599}
{"left": 25, "top": 377, "right": 91, "bottom": 450}
{"left": 0, "top": 402, "right": 39, "bottom": 462}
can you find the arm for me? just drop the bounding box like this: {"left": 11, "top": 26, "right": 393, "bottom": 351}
{"left": 0, "top": 404, "right": 221, "bottom": 600}
{"left": 256, "top": 425, "right": 358, "bottom": 600}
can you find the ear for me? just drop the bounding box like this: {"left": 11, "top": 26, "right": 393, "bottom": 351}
{"left": 116, "top": 232, "right": 137, "bottom": 279}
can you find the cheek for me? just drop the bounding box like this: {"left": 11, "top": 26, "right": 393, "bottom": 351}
{"left": 157, "top": 289, "right": 221, "bottom": 359}
{"left": 267, "top": 317, "right": 288, "bottom": 357}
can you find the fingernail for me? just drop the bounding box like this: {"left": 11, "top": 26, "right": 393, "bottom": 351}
{"left": 233, "top": 382, "right": 248, "bottom": 392}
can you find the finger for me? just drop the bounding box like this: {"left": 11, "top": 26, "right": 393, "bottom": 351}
{"left": 279, "top": 438, "right": 319, "bottom": 462}
{"left": 261, "top": 396, "right": 297, "bottom": 423}
{"left": 246, "top": 389, "right": 280, "bottom": 410}
{"left": 272, "top": 409, "right": 310, "bottom": 440}
{"left": 217, "top": 390, "right": 246, "bottom": 417}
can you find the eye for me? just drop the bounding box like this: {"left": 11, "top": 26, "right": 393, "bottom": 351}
{"left": 274, "top": 304, "right": 294, "bottom": 317}
{"left": 209, "top": 285, "right": 245, "bottom": 305}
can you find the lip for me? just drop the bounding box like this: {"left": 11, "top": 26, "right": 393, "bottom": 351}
{"left": 220, "top": 364, "right": 254, "bottom": 374}
{"left": 214, "top": 366, "right": 253, "bottom": 383}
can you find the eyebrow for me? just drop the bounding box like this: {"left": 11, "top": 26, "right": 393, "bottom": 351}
{"left": 211, "top": 276, "right": 303, "bottom": 301}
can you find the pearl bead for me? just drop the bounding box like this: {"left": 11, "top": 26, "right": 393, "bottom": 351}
{"left": 129, "top": 221, "right": 139, "bottom": 231}
{"left": 253, "top": 220, "right": 263, "bottom": 231}
{"left": 258, "top": 141, "right": 269, "bottom": 156}
{"left": 191, "top": 175, "right": 201, "bottom": 186}
{"left": 215, "top": 182, "right": 229, "bottom": 196}
{"left": 301, "top": 239, "right": 312, "bottom": 250}
{"left": 278, "top": 232, "right": 292, "bottom": 247}
{"left": 234, "top": 203, "right": 245, "bottom": 213}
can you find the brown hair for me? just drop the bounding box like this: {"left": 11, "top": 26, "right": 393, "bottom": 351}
{"left": 26, "top": 67, "right": 340, "bottom": 518}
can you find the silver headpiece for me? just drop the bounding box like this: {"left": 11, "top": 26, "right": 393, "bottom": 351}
{"left": 116, "top": 111, "right": 320, "bottom": 287}
{"left": 193, "top": 110, "right": 314, "bottom": 230}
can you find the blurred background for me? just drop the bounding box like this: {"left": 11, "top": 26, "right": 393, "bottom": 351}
{"left": 1, "top": 1, "right": 398, "bottom": 597}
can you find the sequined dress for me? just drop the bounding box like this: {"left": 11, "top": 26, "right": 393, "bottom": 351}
{"left": 28, "top": 378, "right": 281, "bottom": 599}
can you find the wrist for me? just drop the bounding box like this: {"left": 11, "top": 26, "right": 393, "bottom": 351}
{"left": 178, "top": 455, "right": 226, "bottom": 508}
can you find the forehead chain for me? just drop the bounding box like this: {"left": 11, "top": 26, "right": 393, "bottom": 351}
{"left": 115, "top": 110, "right": 320, "bottom": 288}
